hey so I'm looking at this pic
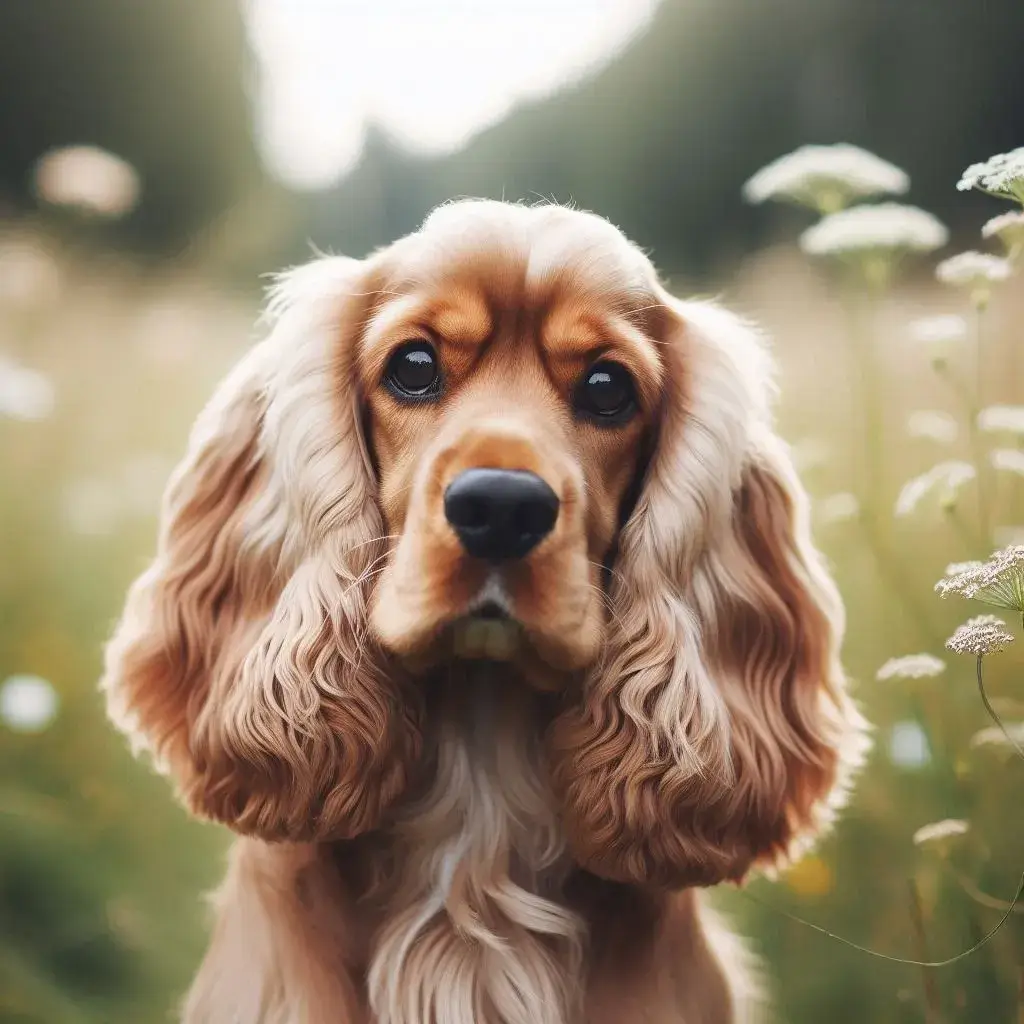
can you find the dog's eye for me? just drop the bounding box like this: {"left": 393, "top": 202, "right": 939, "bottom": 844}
{"left": 574, "top": 361, "right": 637, "bottom": 423}
{"left": 384, "top": 341, "right": 441, "bottom": 400}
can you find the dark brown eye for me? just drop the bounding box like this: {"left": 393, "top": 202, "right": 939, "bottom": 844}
{"left": 574, "top": 361, "right": 637, "bottom": 423}
{"left": 384, "top": 341, "right": 441, "bottom": 400}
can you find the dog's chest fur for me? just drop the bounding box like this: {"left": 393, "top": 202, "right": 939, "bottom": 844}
{"left": 364, "top": 669, "right": 586, "bottom": 1024}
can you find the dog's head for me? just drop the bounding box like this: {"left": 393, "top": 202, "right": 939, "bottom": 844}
{"left": 363, "top": 202, "right": 661, "bottom": 683}
{"left": 103, "top": 200, "right": 867, "bottom": 885}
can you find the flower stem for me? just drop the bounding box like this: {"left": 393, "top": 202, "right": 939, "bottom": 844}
{"left": 975, "top": 653, "right": 1024, "bottom": 760}
{"left": 949, "top": 865, "right": 1024, "bottom": 914}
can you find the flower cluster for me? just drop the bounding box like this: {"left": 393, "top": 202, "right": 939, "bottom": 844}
{"left": 0, "top": 356, "right": 55, "bottom": 421}
{"left": 912, "top": 818, "right": 969, "bottom": 847}
{"left": 800, "top": 203, "right": 947, "bottom": 258}
{"left": 991, "top": 449, "right": 1024, "bottom": 477}
{"left": 977, "top": 405, "right": 1024, "bottom": 436}
{"left": 0, "top": 674, "right": 60, "bottom": 733}
{"left": 743, "top": 143, "right": 909, "bottom": 212}
{"left": 895, "top": 460, "right": 975, "bottom": 516}
{"left": 936, "top": 251, "right": 1013, "bottom": 287}
{"left": 935, "top": 250, "right": 1014, "bottom": 308}
{"left": 906, "top": 410, "right": 958, "bottom": 444}
{"left": 876, "top": 653, "right": 946, "bottom": 681}
{"left": 945, "top": 615, "right": 1015, "bottom": 656}
{"left": 982, "top": 210, "right": 1024, "bottom": 258}
{"left": 33, "top": 144, "right": 141, "bottom": 219}
{"left": 818, "top": 491, "right": 860, "bottom": 523}
{"left": 935, "top": 545, "right": 1024, "bottom": 612}
{"left": 909, "top": 314, "right": 967, "bottom": 346}
{"left": 971, "top": 722, "right": 1024, "bottom": 750}
{"left": 957, "top": 147, "right": 1024, "bottom": 203}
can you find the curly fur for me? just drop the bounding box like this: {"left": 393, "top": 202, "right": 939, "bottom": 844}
{"left": 102, "top": 200, "right": 868, "bottom": 1024}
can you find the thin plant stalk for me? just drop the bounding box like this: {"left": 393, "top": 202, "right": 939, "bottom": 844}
{"left": 976, "top": 651, "right": 1024, "bottom": 761}
{"left": 907, "top": 878, "right": 945, "bottom": 1024}
{"left": 950, "top": 866, "right": 1024, "bottom": 914}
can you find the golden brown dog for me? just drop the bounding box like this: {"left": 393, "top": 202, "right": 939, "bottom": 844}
{"left": 102, "top": 200, "right": 868, "bottom": 1024}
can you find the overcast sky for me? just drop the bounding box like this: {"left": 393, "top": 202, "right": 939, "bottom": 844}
{"left": 244, "top": 0, "right": 660, "bottom": 190}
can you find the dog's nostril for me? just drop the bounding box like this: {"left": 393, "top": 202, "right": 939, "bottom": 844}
{"left": 444, "top": 468, "right": 560, "bottom": 562}
{"left": 448, "top": 494, "right": 490, "bottom": 531}
{"left": 514, "top": 499, "right": 557, "bottom": 538}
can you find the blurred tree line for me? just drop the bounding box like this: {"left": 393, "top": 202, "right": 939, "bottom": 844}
{"left": 3, "top": 0, "right": 1023, "bottom": 275}
{"left": 0, "top": 0, "right": 262, "bottom": 255}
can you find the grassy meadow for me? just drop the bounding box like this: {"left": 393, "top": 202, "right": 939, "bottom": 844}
{"left": 1, "top": 172, "right": 1022, "bottom": 1022}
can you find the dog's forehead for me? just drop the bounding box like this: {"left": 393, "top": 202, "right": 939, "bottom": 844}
{"left": 389, "top": 201, "right": 653, "bottom": 314}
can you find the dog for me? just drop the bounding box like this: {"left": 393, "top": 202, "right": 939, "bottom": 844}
{"left": 102, "top": 200, "right": 868, "bottom": 1024}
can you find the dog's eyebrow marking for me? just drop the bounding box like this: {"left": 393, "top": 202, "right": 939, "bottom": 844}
{"left": 541, "top": 308, "right": 604, "bottom": 363}
{"left": 430, "top": 292, "right": 493, "bottom": 347}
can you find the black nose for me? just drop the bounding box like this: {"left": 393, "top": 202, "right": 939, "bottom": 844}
{"left": 444, "top": 468, "right": 560, "bottom": 561}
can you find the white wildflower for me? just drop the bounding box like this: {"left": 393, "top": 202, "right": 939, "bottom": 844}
{"left": 33, "top": 145, "right": 140, "bottom": 219}
{"left": 978, "top": 405, "right": 1024, "bottom": 435}
{"left": 907, "top": 410, "right": 958, "bottom": 444}
{"left": 743, "top": 144, "right": 909, "bottom": 212}
{"left": 818, "top": 492, "right": 860, "bottom": 523}
{"left": 982, "top": 210, "right": 1024, "bottom": 256}
{"left": 945, "top": 614, "right": 1015, "bottom": 656}
{"left": 909, "top": 314, "right": 968, "bottom": 345}
{"left": 936, "top": 546, "right": 1024, "bottom": 612}
{"left": 970, "top": 722, "right": 1024, "bottom": 750}
{"left": 0, "top": 675, "right": 59, "bottom": 733}
{"left": 935, "top": 252, "right": 1013, "bottom": 300}
{"left": 957, "top": 148, "right": 1024, "bottom": 203}
{"left": 876, "top": 653, "right": 946, "bottom": 681}
{"left": 895, "top": 460, "right": 975, "bottom": 516}
{"left": 936, "top": 251, "right": 1013, "bottom": 285}
{"left": 913, "top": 819, "right": 969, "bottom": 847}
{"left": 801, "top": 203, "right": 948, "bottom": 258}
{"left": 0, "top": 357, "right": 55, "bottom": 421}
{"left": 944, "top": 560, "right": 984, "bottom": 577}
{"left": 991, "top": 449, "right": 1024, "bottom": 476}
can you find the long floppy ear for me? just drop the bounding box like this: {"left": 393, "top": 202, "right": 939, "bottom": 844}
{"left": 550, "top": 297, "right": 869, "bottom": 888}
{"left": 102, "top": 257, "right": 420, "bottom": 841}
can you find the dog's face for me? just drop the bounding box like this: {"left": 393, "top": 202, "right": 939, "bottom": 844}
{"left": 102, "top": 200, "right": 867, "bottom": 885}
{"left": 363, "top": 205, "right": 661, "bottom": 683}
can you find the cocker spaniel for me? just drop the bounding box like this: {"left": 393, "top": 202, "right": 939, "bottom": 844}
{"left": 102, "top": 200, "right": 868, "bottom": 1024}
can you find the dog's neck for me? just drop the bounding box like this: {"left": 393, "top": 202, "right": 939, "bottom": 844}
{"left": 365, "top": 662, "right": 586, "bottom": 1024}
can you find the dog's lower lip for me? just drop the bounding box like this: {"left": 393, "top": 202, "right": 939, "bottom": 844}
{"left": 452, "top": 615, "right": 521, "bottom": 660}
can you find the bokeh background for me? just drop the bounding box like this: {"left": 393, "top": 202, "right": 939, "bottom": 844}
{"left": 1, "top": 2, "right": 1022, "bottom": 1021}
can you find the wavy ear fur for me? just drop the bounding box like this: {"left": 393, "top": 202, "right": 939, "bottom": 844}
{"left": 102, "top": 257, "right": 420, "bottom": 840}
{"left": 550, "top": 297, "right": 869, "bottom": 888}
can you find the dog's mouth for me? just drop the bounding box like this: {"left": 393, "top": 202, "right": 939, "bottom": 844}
{"left": 450, "top": 601, "right": 522, "bottom": 661}
{"left": 381, "top": 572, "right": 595, "bottom": 686}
